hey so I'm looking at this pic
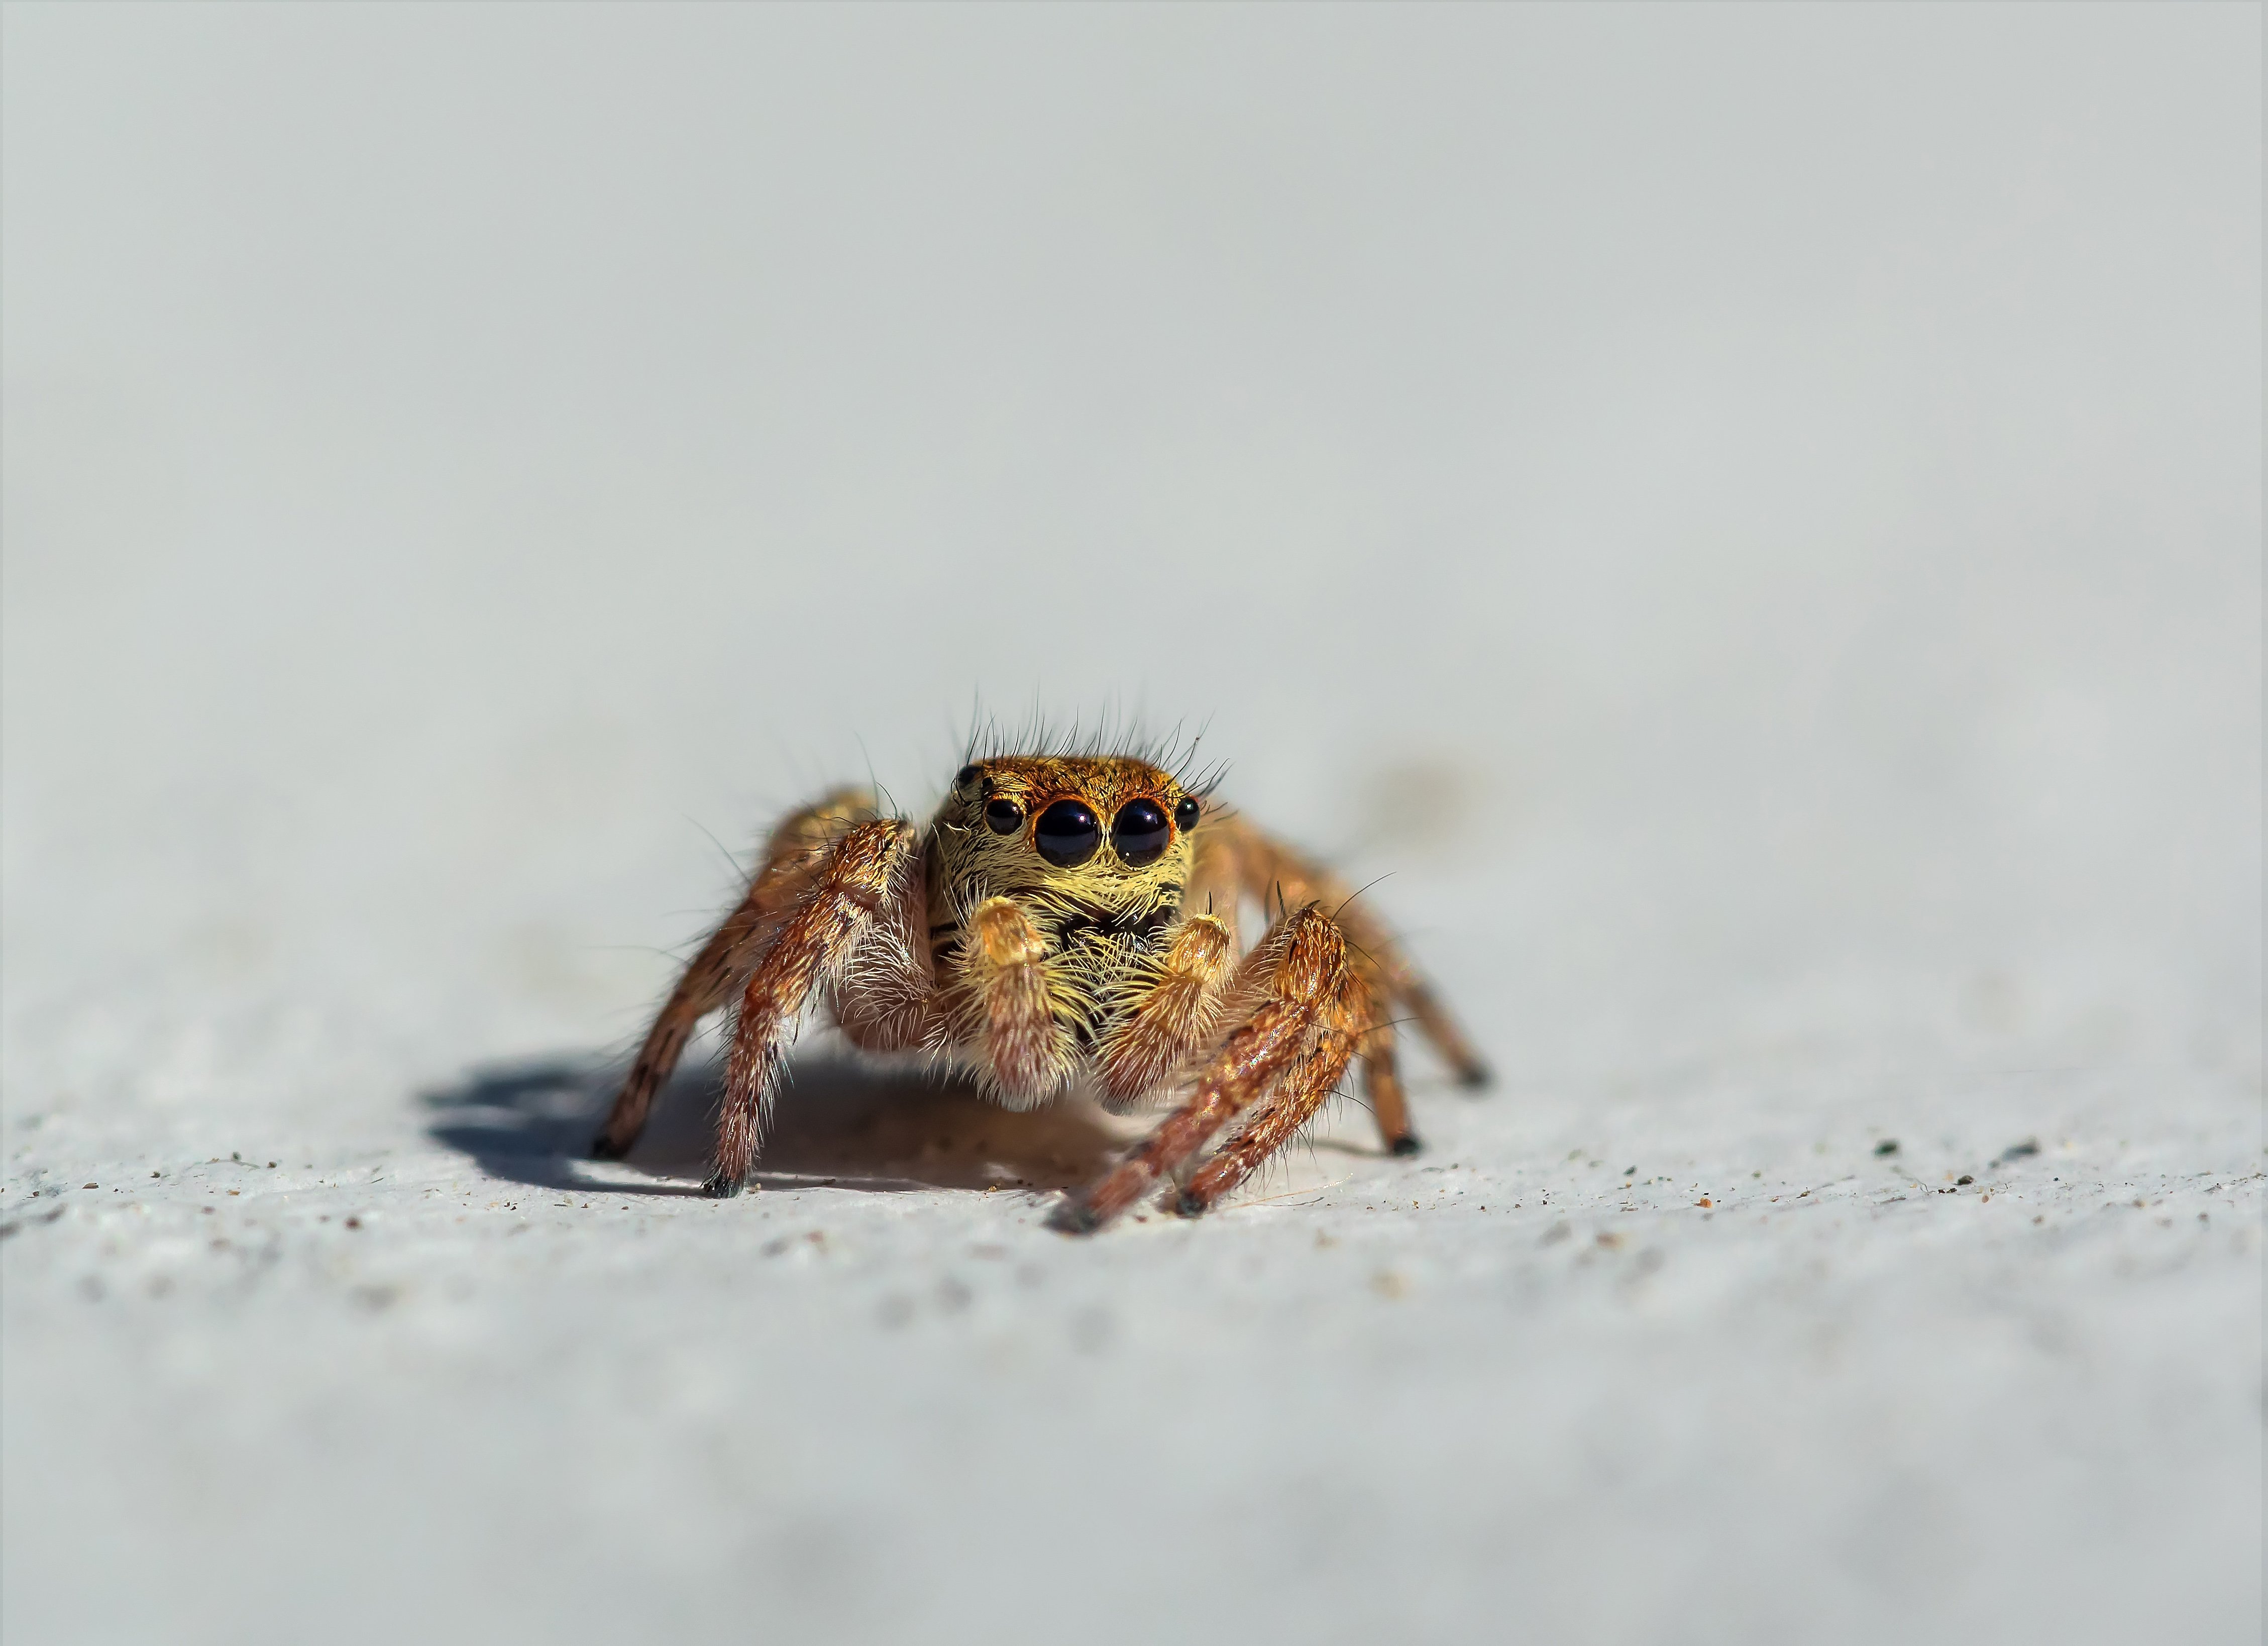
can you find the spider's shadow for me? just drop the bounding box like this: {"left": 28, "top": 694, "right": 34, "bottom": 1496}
{"left": 421, "top": 1043, "right": 1139, "bottom": 1198}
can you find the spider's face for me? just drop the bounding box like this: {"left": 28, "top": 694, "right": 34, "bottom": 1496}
{"left": 937, "top": 755, "right": 1201, "bottom": 906}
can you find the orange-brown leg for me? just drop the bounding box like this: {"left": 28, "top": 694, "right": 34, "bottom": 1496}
{"left": 1216, "top": 812, "right": 1492, "bottom": 1102}
{"left": 706, "top": 819, "right": 919, "bottom": 1195}
{"left": 1357, "top": 1011, "right": 1420, "bottom": 1156}
{"left": 592, "top": 790, "right": 877, "bottom": 1159}
{"left": 1392, "top": 976, "right": 1490, "bottom": 1089}
{"left": 833, "top": 841, "right": 948, "bottom": 1055}
{"left": 1177, "top": 994, "right": 1365, "bottom": 1216}
{"left": 1096, "top": 912, "right": 1237, "bottom": 1106}
{"left": 1055, "top": 904, "right": 1350, "bottom": 1233}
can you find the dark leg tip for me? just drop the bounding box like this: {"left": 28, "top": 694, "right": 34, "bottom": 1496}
{"left": 590, "top": 1133, "right": 629, "bottom": 1162}
{"left": 1048, "top": 1199, "right": 1103, "bottom": 1236}
{"left": 1457, "top": 1062, "right": 1494, "bottom": 1092}
{"left": 1389, "top": 1134, "right": 1424, "bottom": 1157}
{"left": 700, "top": 1171, "right": 745, "bottom": 1199}
{"left": 1174, "top": 1190, "right": 1209, "bottom": 1218}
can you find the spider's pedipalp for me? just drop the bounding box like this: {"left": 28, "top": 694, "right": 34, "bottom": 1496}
{"left": 956, "top": 895, "right": 1077, "bottom": 1105}
{"left": 1097, "top": 911, "right": 1236, "bottom": 1106}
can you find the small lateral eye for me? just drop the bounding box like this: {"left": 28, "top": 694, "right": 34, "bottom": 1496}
{"left": 984, "top": 797, "right": 1024, "bottom": 835}
{"left": 1112, "top": 798, "right": 1172, "bottom": 867}
{"left": 1173, "top": 796, "right": 1201, "bottom": 832}
{"left": 955, "top": 764, "right": 983, "bottom": 789}
{"left": 1033, "top": 799, "right": 1102, "bottom": 867}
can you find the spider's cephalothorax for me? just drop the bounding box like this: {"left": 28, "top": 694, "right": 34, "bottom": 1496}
{"left": 928, "top": 755, "right": 1204, "bottom": 1105}
{"left": 591, "top": 751, "right": 1490, "bottom": 1231}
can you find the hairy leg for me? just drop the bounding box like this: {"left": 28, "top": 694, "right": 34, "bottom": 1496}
{"left": 833, "top": 838, "right": 948, "bottom": 1055}
{"left": 1358, "top": 1014, "right": 1420, "bottom": 1156}
{"left": 1214, "top": 811, "right": 1492, "bottom": 1096}
{"left": 706, "top": 819, "right": 919, "bottom": 1195}
{"left": 1056, "top": 904, "right": 1350, "bottom": 1233}
{"left": 593, "top": 790, "right": 877, "bottom": 1159}
{"left": 1392, "top": 977, "right": 1490, "bottom": 1090}
{"left": 1177, "top": 991, "right": 1365, "bottom": 1215}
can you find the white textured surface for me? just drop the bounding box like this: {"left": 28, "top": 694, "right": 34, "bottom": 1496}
{"left": 3, "top": 8, "right": 2259, "bottom": 1644}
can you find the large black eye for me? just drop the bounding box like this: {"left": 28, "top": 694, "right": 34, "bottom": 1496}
{"left": 1033, "top": 799, "right": 1101, "bottom": 867}
{"left": 984, "top": 797, "right": 1024, "bottom": 835}
{"left": 1112, "top": 798, "right": 1172, "bottom": 867}
{"left": 1173, "top": 796, "right": 1201, "bottom": 832}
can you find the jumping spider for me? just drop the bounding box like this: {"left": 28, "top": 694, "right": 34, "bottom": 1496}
{"left": 592, "top": 748, "right": 1489, "bottom": 1231}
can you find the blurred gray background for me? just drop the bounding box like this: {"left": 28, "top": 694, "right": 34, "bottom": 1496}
{"left": 3, "top": 6, "right": 2258, "bottom": 1643}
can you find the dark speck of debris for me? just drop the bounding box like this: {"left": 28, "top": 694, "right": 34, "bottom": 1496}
{"left": 1873, "top": 1140, "right": 1900, "bottom": 1157}
{"left": 1996, "top": 1139, "right": 2041, "bottom": 1164}
{"left": 1623, "top": 1166, "right": 1636, "bottom": 1176}
{"left": 82, "top": 1182, "right": 98, "bottom": 1190}
{"left": 344, "top": 1216, "right": 362, "bottom": 1230}
{"left": 1957, "top": 1175, "right": 1975, "bottom": 1186}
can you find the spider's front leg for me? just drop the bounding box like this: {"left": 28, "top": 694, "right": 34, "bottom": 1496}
{"left": 593, "top": 789, "right": 878, "bottom": 1161}
{"left": 1055, "top": 903, "right": 1358, "bottom": 1233}
{"left": 1176, "top": 970, "right": 1370, "bottom": 1216}
{"left": 705, "top": 818, "right": 922, "bottom": 1196}
{"left": 1206, "top": 812, "right": 1491, "bottom": 1155}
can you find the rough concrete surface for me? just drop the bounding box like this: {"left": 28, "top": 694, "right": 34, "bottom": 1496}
{"left": 3, "top": 8, "right": 2259, "bottom": 1644}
